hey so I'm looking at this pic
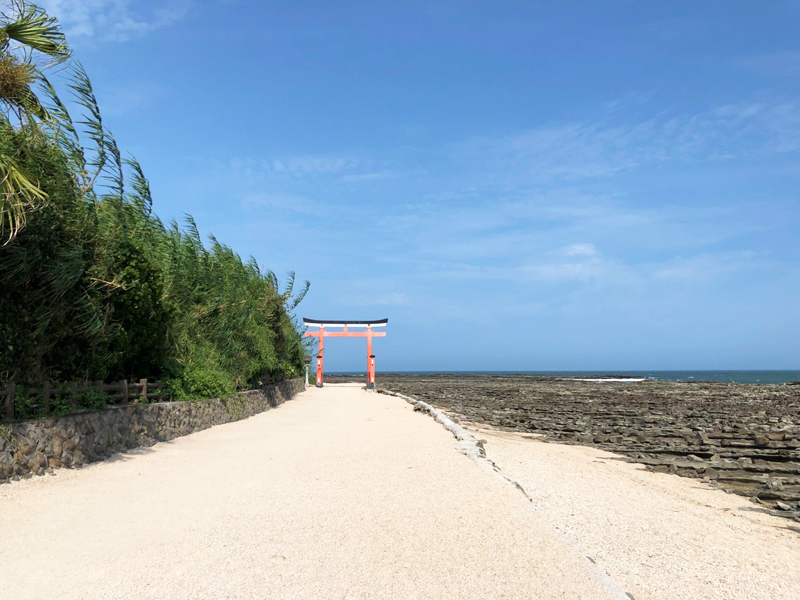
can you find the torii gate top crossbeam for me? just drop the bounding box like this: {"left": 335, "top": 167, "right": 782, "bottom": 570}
{"left": 304, "top": 318, "right": 388, "bottom": 328}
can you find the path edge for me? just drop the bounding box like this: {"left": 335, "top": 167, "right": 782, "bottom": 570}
{"left": 379, "top": 388, "right": 633, "bottom": 600}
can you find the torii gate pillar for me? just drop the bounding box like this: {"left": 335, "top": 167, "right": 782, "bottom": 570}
{"left": 304, "top": 318, "right": 388, "bottom": 390}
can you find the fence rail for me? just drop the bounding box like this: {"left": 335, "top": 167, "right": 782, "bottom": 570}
{"left": 2, "top": 379, "right": 165, "bottom": 422}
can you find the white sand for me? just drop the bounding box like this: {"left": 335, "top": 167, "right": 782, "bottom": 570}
{"left": 1, "top": 385, "right": 626, "bottom": 600}
{"left": 467, "top": 424, "right": 800, "bottom": 600}
{"left": 5, "top": 384, "right": 797, "bottom": 600}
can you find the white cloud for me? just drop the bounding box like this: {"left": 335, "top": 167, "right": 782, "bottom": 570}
{"left": 650, "top": 251, "right": 759, "bottom": 283}
{"left": 97, "top": 81, "right": 168, "bottom": 115}
{"left": 182, "top": 92, "right": 796, "bottom": 314}
{"left": 561, "top": 243, "right": 598, "bottom": 257}
{"left": 451, "top": 94, "right": 800, "bottom": 184}
{"left": 242, "top": 191, "right": 321, "bottom": 215}
{"left": 38, "top": 0, "right": 189, "bottom": 43}
{"left": 272, "top": 155, "right": 357, "bottom": 175}
{"left": 338, "top": 171, "right": 393, "bottom": 183}
{"left": 520, "top": 261, "right": 602, "bottom": 283}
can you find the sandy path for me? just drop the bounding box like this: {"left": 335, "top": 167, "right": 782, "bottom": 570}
{"left": 1, "top": 385, "right": 625, "bottom": 600}
{"left": 469, "top": 424, "right": 800, "bottom": 600}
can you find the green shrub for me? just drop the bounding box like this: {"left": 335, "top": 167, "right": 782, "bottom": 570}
{"left": 165, "top": 361, "right": 235, "bottom": 402}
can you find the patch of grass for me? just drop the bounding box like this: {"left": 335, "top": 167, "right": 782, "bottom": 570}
{"left": 0, "top": 424, "right": 18, "bottom": 451}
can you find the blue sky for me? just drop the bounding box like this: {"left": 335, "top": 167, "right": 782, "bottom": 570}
{"left": 38, "top": 0, "right": 800, "bottom": 371}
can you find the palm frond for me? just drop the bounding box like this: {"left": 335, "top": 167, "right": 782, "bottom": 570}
{"left": 102, "top": 126, "right": 124, "bottom": 199}
{"left": 124, "top": 155, "right": 153, "bottom": 215}
{"left": 67, "top": 63, "right": 107, "bottom": 191}
{"left": 2, "top": 5, "right": 71, "bottom": 64}
{"left": 37, "top": 72, "right": 87, "bottom": 177}
{"left": 288, "top": 280, "right": 310, "bottom": 311}
{"left": 0, "top": 152, "right": 46, "bottom": 243}
{"left": 14, "top": 80, "right": 50, "bottom": 121}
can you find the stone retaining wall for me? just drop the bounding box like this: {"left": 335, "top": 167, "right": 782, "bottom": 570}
{"left": 0, "top": 378, "right": 305, "bottom": 482}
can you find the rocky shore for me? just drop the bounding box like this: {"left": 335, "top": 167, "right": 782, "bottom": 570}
{"left": 328, "top": 374, "right": 800, "bottom": 520}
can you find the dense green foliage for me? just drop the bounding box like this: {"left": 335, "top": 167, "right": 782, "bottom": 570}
{"left": 13, "top": 387, "right": 109, "bottom": 421}
{"left": 0, "top": 1, "right": 70, "bottom": 241}
{"left": 0, "top": 4, "right": 309, "bottom": 406}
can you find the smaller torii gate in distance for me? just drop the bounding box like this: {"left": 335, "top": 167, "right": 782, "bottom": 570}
{"left": 303, "top": 318, "right": 388, "bottom": 389}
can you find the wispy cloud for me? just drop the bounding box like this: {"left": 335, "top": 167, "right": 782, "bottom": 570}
{"left": 346, "top": 188, "right": 784, "bottom": 300}
{"left": 185, "top": 91, "right": 798, "bottom": 325}
{"left": 560, "top": 243, "right": 598, "bottom": 257}
{"left": 650, "top": 251, "right": 760, "bottom": 283}
{"left": 603, "top": 92, "right": 654, "bottom": 113}
{"left": 272, "top": 155, "right": 357, "bottom": 175}
{"left": 643, "top": 16, "right": 703, "bottom": 41}
{"left": 519, "top": 254, "right": 634, "bottom": 285}
{"left": 338, "top": 171, "right": 393, "bottom": 183}
{"left": 97, "top": 82, "right": 169, "bottom": 116}
{"left": 450, "top": 94, "right": 800, "bottom": 185}
{"left": 736, "top": 51, "right": 800, "bottom": 77}
{"left": 39, "top": 0, "right": 189, "bottom": 43}
{"left": 336, "top": 292, "right": 411, "bottom": 307}
{"left": 242, "top": 191, "right": 322, "bottom": 215}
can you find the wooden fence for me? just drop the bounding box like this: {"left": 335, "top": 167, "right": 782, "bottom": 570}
{"left": 2, "top": 379, "right": 165, "bottom": 422}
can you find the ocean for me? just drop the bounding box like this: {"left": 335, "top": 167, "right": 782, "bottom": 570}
{"left": 331, "top": 370, "right": 800, "bottom": 384}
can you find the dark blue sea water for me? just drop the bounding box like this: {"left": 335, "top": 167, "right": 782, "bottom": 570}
{"left": 332, "top": 370, "right": 800, "bottom": 384}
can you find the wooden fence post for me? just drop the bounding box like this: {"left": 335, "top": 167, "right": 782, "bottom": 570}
{"left": 122, "top": 379, "right": 129, "bottom": 404}
{"left": 3, "top": 382, "right": 14, "bottom": 422}
{"left": 139, "top": 379, "right": 148, "bottom": 403}
{"left": 42, "top": 382, "right": 51, "bottom": 414}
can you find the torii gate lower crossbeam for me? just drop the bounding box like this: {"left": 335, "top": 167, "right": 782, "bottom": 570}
{"left": 303, "top": 318, "right": 388, "bottom": 389}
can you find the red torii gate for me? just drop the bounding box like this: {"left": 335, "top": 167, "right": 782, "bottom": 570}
{"left": 304, "top": 318, "right": 388, "bottom": 389}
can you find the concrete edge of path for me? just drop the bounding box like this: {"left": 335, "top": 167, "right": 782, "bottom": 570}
{"left": 378, "top": 388, "right": 633, "bottom": 600}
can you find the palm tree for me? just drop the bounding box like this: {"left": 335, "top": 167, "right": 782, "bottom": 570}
{"left": 0, "top": 1, "right": 70, "bottom": 243}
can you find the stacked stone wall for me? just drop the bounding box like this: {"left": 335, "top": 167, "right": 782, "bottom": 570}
{"left": 0, "top": 378, "right": 305, "bottom": 481}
